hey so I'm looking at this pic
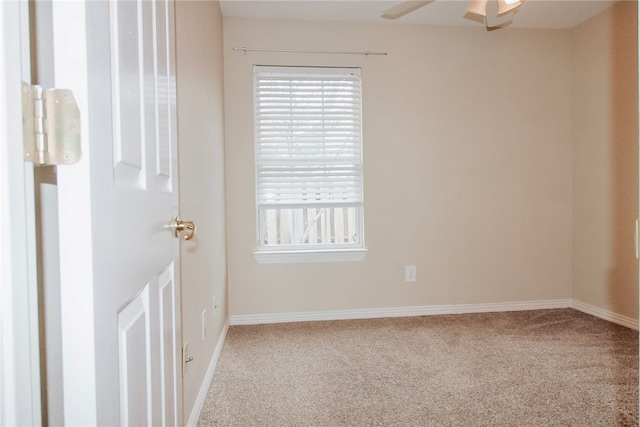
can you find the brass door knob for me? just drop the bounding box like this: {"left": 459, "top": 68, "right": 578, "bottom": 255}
{"left": 167, "top": 217, "right": 196, "bottom": 240}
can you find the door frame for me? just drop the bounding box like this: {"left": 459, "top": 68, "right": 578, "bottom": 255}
{"left": 0, "top": 0, "right": 41, "bottom": 425}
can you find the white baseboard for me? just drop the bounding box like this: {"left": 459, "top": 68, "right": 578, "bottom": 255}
{"left": 186, "top": 318, "right": 230, "bottom": 427}
{"left": 229, "top": 299, "right": 573, "bottom": 325}
{"left": 571, "top": 299, "right": 639, "bottom": 330}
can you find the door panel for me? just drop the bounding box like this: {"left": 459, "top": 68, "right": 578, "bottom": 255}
{"left": 111, "top": 0, "right": 146, "bottom": 188}
{"left": 159, "top": 262, "right": 177, "bottom": 426}
{"left": 155, "top": 0, "right": 172, "bottom": 192}
{"left": 117, "top": 286, "right": 152, "bottom": 426}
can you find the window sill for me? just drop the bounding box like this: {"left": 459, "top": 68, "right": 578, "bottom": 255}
{"left": 253, "top": 248, "right": 368, "bottom": 264}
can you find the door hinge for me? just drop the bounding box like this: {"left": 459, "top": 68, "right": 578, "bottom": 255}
{"left": 22, "top": 82, "right": 81, "bottom": 166}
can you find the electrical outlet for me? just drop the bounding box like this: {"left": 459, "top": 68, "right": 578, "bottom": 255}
{"left": 405, "top": 265, "right": 417, "bottom": 282}
{"left": 201, "top": 309, "right": 207, "bottom": 340}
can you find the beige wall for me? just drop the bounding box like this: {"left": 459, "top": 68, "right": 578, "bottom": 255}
{"left": 572, "top": 2, "right": 638, "bottom": 320}
{"left": 175, "top": 0, "right": 227, "bottom": 422}
{"left": 223, "top": 19, "right": 574, "bottom": 316}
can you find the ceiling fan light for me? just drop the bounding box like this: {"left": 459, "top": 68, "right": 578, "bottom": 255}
{"left": 464, "top": 0, "right": 488, "bottom": 23}
{"left": 497, "top": 0, "right": 522, "bottom": 17}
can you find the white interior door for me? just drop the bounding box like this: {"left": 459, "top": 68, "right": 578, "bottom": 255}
{"left": 51, "top": 1, "right": 183, "bottom": 425}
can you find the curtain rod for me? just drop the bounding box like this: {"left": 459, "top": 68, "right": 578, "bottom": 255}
{"left": 232, "top": 47, "right": 387, "bottom": 57}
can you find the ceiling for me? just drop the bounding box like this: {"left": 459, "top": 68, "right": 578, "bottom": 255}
{"left": 219, "top": 0, "right": 621, "bottom": 30}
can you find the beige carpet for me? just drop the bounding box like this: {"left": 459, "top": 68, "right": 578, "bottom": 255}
{"left": 198, "top": 309, "right": 638, "bottom": 426}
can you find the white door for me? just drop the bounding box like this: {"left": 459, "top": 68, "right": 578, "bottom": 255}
{"left": 49, "top": 1, "right": 183, "bottom": 425}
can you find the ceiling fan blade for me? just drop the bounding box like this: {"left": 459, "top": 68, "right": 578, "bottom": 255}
{"left": 381, "top": 0, "right": 435, "bottom": 20}
{"left": 486, "top": 7, "right": 516, "bottom": 30}
{"left": 464, "top": 0, "right": 488, "bottom": 24}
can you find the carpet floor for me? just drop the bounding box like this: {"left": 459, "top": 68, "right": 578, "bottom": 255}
{"left": 198, "top": 309, "right": 638, "bottom": 426}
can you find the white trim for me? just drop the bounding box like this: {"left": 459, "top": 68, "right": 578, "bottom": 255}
{"left": 186, "top": 318, "right": 230, "bottom": 427}
{"left": 0, "top": 1, "right": 41, "bottom": 425}
{"left": 230, "top": 299, "right": 573, "bottom": 325}
{"left": 571, "top": 299, "right": 639, "bottom": 330}
{"left": 254, "top": 248, "right": 368, "bottom": 264}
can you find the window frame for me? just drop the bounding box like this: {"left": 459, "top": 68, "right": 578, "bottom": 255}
{"left": 252, "top": 65, "right": 367, "bottom": 263}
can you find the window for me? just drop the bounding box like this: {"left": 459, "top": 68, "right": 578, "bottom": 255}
{"left": 253, "top": 66, "right": 366, "bottom": 263}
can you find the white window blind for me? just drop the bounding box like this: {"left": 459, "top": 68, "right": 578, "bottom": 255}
{"left": 254, "top": 66, "right": 364, "bottom": 250}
